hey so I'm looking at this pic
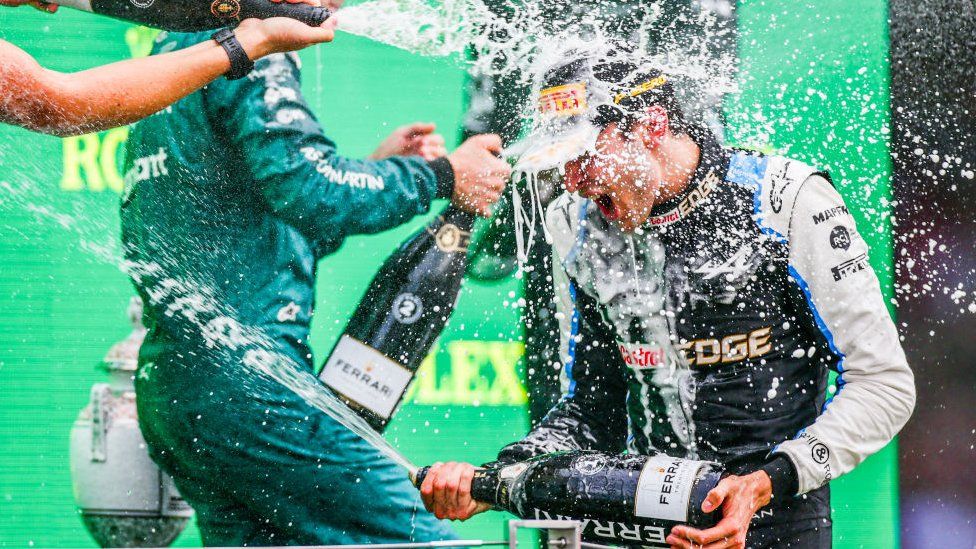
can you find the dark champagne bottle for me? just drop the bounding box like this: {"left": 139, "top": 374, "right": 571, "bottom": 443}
{"left": 415, "top": 451, "right": 723, "bottom": 547}
{"left": 62, "top": 0, "right": 329, "bottom": 32}
{"left": 318, "top": 205, "right": 474, "bottom": 432}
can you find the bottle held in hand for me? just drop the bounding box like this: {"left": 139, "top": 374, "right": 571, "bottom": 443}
{"left": 415, "top": 451, "right": 723, "bottom": 546}
{"left": 67, "top": 0, "right": 330, "bottom": 32}
{"left": 318, "top": 205, "right": 474, "bottom": 432}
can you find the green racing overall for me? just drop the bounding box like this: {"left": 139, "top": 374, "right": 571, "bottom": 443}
{"left": 120, "top": 31, "right": 457, "bottom": 546}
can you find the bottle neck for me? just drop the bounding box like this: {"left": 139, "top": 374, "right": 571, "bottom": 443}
{"left": 430, "top": 205, "right": 475, "bottom": 253}
{"left": 471, "top": 468, "right": 505, "bottom": 507}
{"left": 439, "top": 205, "right": 477, "bottom": 232}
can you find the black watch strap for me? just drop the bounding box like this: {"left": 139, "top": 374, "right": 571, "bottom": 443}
{"left": 428, "top": 157, "right": 455, "bottom": 199}
{"left": 211, "top": 28, "right": 254, "bottom": 80}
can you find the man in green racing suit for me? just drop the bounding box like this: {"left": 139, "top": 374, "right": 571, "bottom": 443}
{"left": 120, "top": 31, "right": 510, "bottom": 546}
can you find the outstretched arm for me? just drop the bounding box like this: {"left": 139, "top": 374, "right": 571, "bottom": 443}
{"left": 205, "top": 49, "right": 508, "bottom": 248}
{"left": 0, "top": 17, "right": 335, "bottom": 136}
{"left": 0, "top": 0, "right": 57, "bottom": 11}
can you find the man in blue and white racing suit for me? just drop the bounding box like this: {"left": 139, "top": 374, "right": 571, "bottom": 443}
{"left": 419, "top": 48, "right": 916, "bottom": 549}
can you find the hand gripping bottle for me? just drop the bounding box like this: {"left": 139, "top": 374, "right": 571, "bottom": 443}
{"left": 57, "top": 0, "right": 330, "bottom": 32}
{"left": 415, "top": 450, "right": 723, "bottom": 547}
{"left": 318, "top": 205, "right": 474, "bottom": 432}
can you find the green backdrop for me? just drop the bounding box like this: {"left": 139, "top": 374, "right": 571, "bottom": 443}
{"left": 729, "top": 2, "right": 899, "bottom": 547}
{"left": 0, "top": 1, "right": 898, "bottom": 547}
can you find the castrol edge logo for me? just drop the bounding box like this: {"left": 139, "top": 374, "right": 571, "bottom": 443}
{"left": 539, "top": 82, "right": 587, "bottom": 117}
{"left": 647, "top": 170, "right": 721, "bottom": 227}
{"left": 679, "top": 326, "right": 772, "bottom": 367}
{"left": 618, "top": 342, "right": 665, "bottom": 369}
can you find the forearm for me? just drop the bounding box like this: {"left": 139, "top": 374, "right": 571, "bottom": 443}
{"left": 2, "top": 30, "right": 268, "bottom": 136}
{"left": 773, "top": 369, "right": 914, "bottom": 494}
{"left": 495, "top": 267, "right": 628, "bottom": 464}
{"left": 496, "top": 400, "right": 621, "bottom": 464}
{"left": 210, "top": 52, "right": 445, "bottom": 241}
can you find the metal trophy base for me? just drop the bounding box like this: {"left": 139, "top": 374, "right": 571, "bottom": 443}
{"left": 81, "top": 515, "right": 190, "bottom": 548}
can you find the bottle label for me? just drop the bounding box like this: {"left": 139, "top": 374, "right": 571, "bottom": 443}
{"left": 634, "top": 455, "right": 704, "bottom": 522}
{"left": 532, "top": 509, "right": 669, "bottom": 546}
{"left": 319, "top": 335, "right": 413, "bottom": 419}
{"left": 161, "top": 473, "right": 195, "bottom": 517}
{"left": 427, "top": 220, "right": 471, "bottom": 253}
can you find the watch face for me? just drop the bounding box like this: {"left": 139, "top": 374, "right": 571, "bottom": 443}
{"left": 211, "top": 0, "right": 241, "bottom": 19}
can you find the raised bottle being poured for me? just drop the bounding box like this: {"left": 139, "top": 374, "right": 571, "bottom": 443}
{"left": 318, "top": 204, "right": 474, "bottom": 432}
{"left": 56, "top": 0, "right": 330, "bottom": 32}
{"left": 414, "top": 451, "right": 724, "bottom": 547}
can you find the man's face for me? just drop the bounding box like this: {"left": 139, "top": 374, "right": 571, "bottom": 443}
{"left": 563, "top": 121, "right": 661, "bottom": 232}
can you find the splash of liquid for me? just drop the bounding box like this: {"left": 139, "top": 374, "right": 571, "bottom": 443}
{"left": 337, "top": 0, "right": 736, "bottom": 262}
{"left": 335, "top": 0, "right": 537, "bottom": 78}
{"left": 0, "top": 171, "right": 420, "bottom": 474}
{"left": 124, "top": 258, "right": 419, "bottom": 475}
{"left": 0, "top": 0, "right": 735, "bottom": 483}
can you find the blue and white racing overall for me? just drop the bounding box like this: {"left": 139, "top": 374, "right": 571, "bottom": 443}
{"left": 494, "top": 127, "right": 916, "bottom": 547}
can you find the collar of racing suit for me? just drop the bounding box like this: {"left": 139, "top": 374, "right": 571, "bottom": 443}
{"left": 642, "top": 124, "right": 730, "bottom": 228}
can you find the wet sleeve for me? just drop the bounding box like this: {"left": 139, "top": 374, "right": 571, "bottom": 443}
{"left": 205, "top": 53, "right": 453, "bottom": 244}
{"left": 771, "top": 174, "right": 916, "bottom": 495}
{"left": 496, "top": 261, "right": 629, "bottom": 464}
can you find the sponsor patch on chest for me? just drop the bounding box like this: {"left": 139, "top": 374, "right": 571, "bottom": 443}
{"left": 678, "top": 326, "right": 773, "bottom": 367}
{"left": 618, "top": 342, "right": 666, "bottom": 369}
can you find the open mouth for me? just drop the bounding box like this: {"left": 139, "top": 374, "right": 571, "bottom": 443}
{"left": 595, "top": 194, "right": 620, "bottom": 221}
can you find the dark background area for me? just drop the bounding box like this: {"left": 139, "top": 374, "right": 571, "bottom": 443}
{"left": 890, "top": 1, "right": 976, "bottom": 546}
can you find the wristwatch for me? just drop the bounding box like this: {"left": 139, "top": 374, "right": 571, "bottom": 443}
{"left": 211, "top": 28, "right": 254, "bottom": 80}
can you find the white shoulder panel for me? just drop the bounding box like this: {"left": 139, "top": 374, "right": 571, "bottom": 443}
{"left": 724, "top": 152, "right": 820, "bottom": 244}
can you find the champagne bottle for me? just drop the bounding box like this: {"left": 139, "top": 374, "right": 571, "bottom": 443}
{"left": 318, "top": 205, "right": 474, "bottom": 432}
{"left": 58, "top": 0, "right": 330, "bottom": 32}
{"left": 415, "top": 451, "right": 723, "bottom": 546}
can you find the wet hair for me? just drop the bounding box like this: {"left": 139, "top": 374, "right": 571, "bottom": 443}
{"left": 592, "top": 63, "right": 688, "bottom": 136}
